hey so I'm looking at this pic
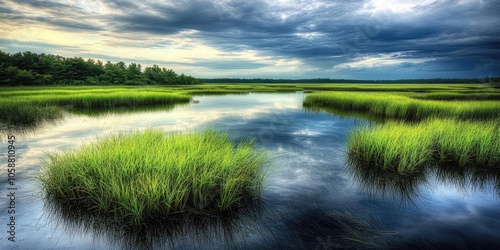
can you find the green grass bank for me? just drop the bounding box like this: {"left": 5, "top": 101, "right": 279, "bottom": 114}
{"left": 303, "top": 92, "right": 500, "bottom": 121}
{"left": 0, "top": 86, "right": 191, "bottom": 127}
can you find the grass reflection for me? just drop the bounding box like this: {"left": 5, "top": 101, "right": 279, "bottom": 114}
{"left": 43, "top": 195, "right": 263, "bottom": 249}
{"left": 348, "top": 160, "right": 428, "bottom": 205}
{"left": 349, "top": 158, "right": 500, "bottom": 205}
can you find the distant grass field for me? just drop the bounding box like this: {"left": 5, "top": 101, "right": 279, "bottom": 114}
{"left": 39, "top": 129, "right": 267, "bottom": 226}
{"left": 411, "top": 92, "right": 500, "bottom": 101}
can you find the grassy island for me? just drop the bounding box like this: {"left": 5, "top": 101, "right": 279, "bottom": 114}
{"left": 39, "top": 129, "right": 267, "bottom": 225}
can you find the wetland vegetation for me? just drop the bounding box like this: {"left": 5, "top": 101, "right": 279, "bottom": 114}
{"left": 2, "top": 83, "right": 497, "bottom": 126}
{"left": 304, "top": 85, "right": 500, "bottom": 173}
{"left": 1, "top": 81, "right": 500, "bottom": 248}
{"left": 348, "top": 119, "right": 500, "bottom": 172}
{"left": 39, "top": 129, "right": 267, "bottom": 226}
{"left": 3, "top": 82, "right": 499, "bottom": 174}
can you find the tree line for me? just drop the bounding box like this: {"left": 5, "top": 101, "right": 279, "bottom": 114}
{"left": 202, "top": 77, "right": 500, "bottom": 84}
{"left": 1, "top": 50, "right": 498, "bottom": 87}
{"left": 0, "top": 50, "right": 202, "bottom": 86}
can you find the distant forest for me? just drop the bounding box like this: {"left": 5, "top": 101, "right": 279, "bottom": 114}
{"left": 1, "top": 50, "right": 498, "bottom": 86}
{"left": 203, "top": 77, "right": 500, "bottom": 84}
{"left": 0, "top": 50, "right": 202, "bottom": 86}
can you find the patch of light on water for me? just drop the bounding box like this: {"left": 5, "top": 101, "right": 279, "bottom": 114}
{"left": 292, "top": 129, "right": 322, "bottom": 136}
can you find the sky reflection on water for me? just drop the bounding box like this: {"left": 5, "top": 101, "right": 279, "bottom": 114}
{"left": 1, "top": 92, "right": 499, "bottom": 249}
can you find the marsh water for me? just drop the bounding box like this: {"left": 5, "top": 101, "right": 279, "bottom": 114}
{"left": 1, "top": 92, "right": 500, "bottom": 249}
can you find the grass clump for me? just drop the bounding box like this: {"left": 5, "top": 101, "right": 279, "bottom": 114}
{"left": 348, "top": 119, "right": 500, "bottom": 173}
{"left": 348, "top": 122, "right": 433, "bottom": 172}
{"left": 39, "top": 129, "right": 267, "bottom": 226}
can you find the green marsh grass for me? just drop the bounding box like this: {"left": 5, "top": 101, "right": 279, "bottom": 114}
{"left": 348, "top": 119, "right": 500, "bottom": 173}
{"left": 304, "top": 92, "right": 500, "bottom": 120}
{"left": 68, "top": 103, "right": 181, "bottom": 117}
{"left": 0, "top": 101, "right": 63, "bottom": 129}
{"left": 24, "top": 91, "right": 191, "bottom": 109}
{"left": 39, "top": 129, "right": 268, "bottom": 226}
{"left": 411, "top": 92, "right": 500, "bottom": 101}
{"left": 304, "top": 105, "right": 385, "bottom": 123}
{"left": 348, "top": 121, "right": 433, "bottom": 172}
{"left": 0, "top": 86, "right": 191, "bottom": 126}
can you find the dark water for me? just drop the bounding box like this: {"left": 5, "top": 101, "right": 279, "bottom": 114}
{"left": 1, "top": 92, "right": 499, "bottom": 249}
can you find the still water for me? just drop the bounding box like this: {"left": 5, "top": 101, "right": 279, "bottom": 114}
{"left": 1, "top": 93, "right": 499, "bottom": 249}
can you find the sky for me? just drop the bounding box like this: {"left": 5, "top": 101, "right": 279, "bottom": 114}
{"left": 0, "top": 0, "right": 499, "bottom": 79}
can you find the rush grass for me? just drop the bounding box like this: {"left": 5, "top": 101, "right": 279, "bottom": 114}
{"left": 348, "top": 119, "right": 500, "bottom": 173}
{"left": 39, "top": 129, "right": 268, "bottom": 225}
{"left": 0, "top": 87, "right": 191, "bottom": 126}
{"left": 303, "top": 92, "right": 500, "bottom": 120}
{"left": 411, "top": 92, "right": 500, "bottom": 101}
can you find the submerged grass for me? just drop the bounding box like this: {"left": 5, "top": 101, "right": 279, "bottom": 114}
{"left": 39, "top": 129, "right": 268, "bottom": 226}
{"left": 348, "top": 119, "right": 500, "bottom": 173}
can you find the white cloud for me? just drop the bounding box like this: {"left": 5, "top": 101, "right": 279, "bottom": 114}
{"left": 334, "top": 52, "right": 435, "bottom": 69}
{"left": 362, "top": 0, "right": 438, "bottom": 14}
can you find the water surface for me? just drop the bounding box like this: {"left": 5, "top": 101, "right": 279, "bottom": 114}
{"left": 1, "top": 92, "right": 499, "bottom": 249}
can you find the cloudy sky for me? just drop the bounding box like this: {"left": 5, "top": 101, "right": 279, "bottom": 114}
{"left": 0, "top": 0, "right": 499, "bottom": 79}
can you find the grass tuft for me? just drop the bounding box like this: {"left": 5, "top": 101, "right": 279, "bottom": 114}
{"left": 39, "top": 129, "right": 268, "bottom": 226}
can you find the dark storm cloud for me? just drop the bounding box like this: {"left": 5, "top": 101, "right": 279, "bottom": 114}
{"left": 104, "top": 0, "right": 500, "bottom": 76}
{"left": 0, "top": 1, "right": 13, "bottom": 13}
{"left": 1, "top": 0, "right": 101, "bottom": 31}
{"left": 112, "top": 0, "right": 306, "bottom": 36}
{"left": 34, "top": 16, "right": 102, "bottom": 31}
{"left": 2, "top": 0, "right": 500, "bottom": 78}
{"left": 14, "top": 0, "right": 74, "bottom": 10}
